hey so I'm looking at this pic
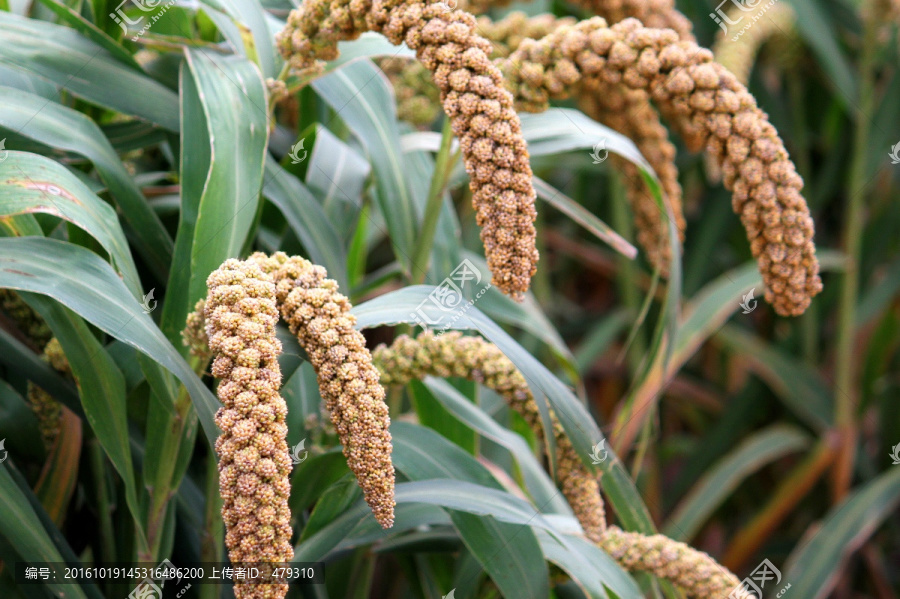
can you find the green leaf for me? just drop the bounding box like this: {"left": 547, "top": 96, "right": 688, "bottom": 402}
{"left": 0, "top": 329, "right": 81, "bottom": 418}
{"left": 715, "top": 325, "right": 834, "bottom": 431}
{"left": 536, "top": 530, "right": 642, "bottom": 599}
{"left": 423, "top": 378, "right": 571, "bottom": 515}
{"left": 532, "top": 176, "right": 637, "bottom": 259}
{"left": 392, "top": 421, "right": 502, "bottom": 490}
{"left": 352, "top": 285, "right": 656, "bottom": 533}
{"left": 0, "top": 150, "right": 142, "bottom": 295}
{"left": 784, "top": 468, "right": 900, "bottom": 599}
{"left": 312, "top": 60, "right": 419, "bottom": 272}
{"left": 788, "top": 0, "right": 857, "bottom": 106}
{"left": 460, "top": 251, "right": 573, "bottom": 363}
{"left": 392, "top": 421, "right": 551, "bottom": 598}
{"left": 0, "top": 63, "right": 59, "bottom": 99}
{"left": 0, "top": 11, "right": 180, "bottom": 130}
{"left": 663, "top": 424, "right": 810, "bottom": 541}
{"left": 393, "top": 480, "right": 559, "bottom": 533}
{"left": 182, "top": 49, "right": 268, "bottom": 314}
{"left": 34, "top": 0, "right": 142, "bottom": 70}
{"left": 0, "top": 465, "right": 91, "bottom": 599}
{"left": 24, "top": 293, "right": 147, "bottom": 551}
{"left": 0, "top": 237, "right": 220, "bottom": 446}
{"left": 0, "top": 88, "right": 173, "bottom": 282}
{"left": 263, "top": 157, "right": 349, "bottom": 290}
{"left": 450, "top": 512, "right": 550, "bottom": 599}
{"left": 199, "top": 0, "right": 278, "bottom": 78}
{"left": 301, "top": 475, "right": 363, "bottom": 541}
{"left": 518, "top": 109, "right": 653, "bottom": 171}
{"left": 305, "top": 125, "right": 369, "bottom": 240}
{"left": 409, "top": 379, "right": 477, "bottom": 455}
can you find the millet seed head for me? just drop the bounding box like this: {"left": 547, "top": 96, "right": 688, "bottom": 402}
{"left": 498, "top": 18, "right": 822, "bottom": 315}
{"left": 599, "top": 526, "right": 754, "bottom": 598}
{"left": 372, "top": 330, "right": 606, "bottom": 541}
{"left": 276, "top": 0, "right": 538, "bottom": 299}
{"left": 249, "top": 252, "right": 395, "bottom": 529}
{"left": 204, "top": 259, "right": 293, "bottom": 599}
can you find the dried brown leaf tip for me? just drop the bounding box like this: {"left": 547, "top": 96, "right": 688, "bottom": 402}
{"left": 372, "top": 330, "right": 606, "bottom": 541}
{"left": 499, "top": 17, "right": 822, "bottom": 315}
{"left": 600, "top": 526, "right": 754, "bottom": 598}
{"left": 276, "top": 0, "right": 538, "bottom": 300}
{"left": 250, "top": 252, "right": 395, "bottom": 528}
{"left": 204, "top": 259, "right": 293, "bottom": 599}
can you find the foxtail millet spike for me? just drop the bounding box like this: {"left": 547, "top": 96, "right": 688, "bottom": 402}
{"left": 371, "top": 330, "right": 606, "bottom": 541}
{"left": 568, "top": 0, "right": 694, "bottom": 40}
{"left": 498, "top": 17, "right": 822, "bottom": 315}
{"left": 599, "top": 526, "right": 755, "bottom": 598}
{"left": 276, "top": 0, "right": 538, "bottom": 300}
{"left": 248, "top": 252, "right": 396, "bottom": 528}
{"left": 204, "top": 259, "right": 293, "bottom": 599}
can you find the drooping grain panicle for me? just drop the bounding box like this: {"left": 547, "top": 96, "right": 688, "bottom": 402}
{"left": 276, "top": 0, "right": 538, "bottom": 300}
{"left": 569, "top": 0, "right": 694, "bottom": 40}
{"left": 499, "top": 17, "right": 822, "bottom": 315}
{"left": 249, "top": 252, "right": 396, "bottom": 528}
{"left": 599, "top": 526, "right": 754, "bottom": 598}
{"left": 372, "top": 331, "right": 606, "bottom": 541}
{"left": 204, "top": 259, "right": 293, "bottom": 599}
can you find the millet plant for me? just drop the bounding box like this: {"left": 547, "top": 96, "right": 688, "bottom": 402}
{"left": 0, "top": 0, "right": 898, "bottom": 598}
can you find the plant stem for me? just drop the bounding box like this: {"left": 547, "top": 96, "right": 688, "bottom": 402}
{"left": 411, "top": 117, "right": 457, "bottom": 284}
{"left": 145, "top": 355, "right": 205, "bottom": 561}
{"left": 832, "top": 5, "right": 878, "bottom": 500}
